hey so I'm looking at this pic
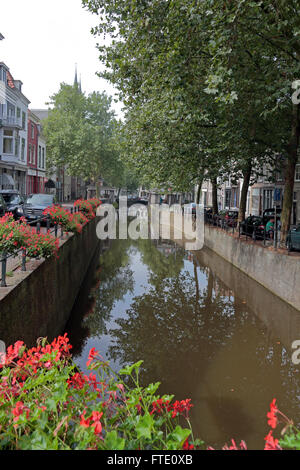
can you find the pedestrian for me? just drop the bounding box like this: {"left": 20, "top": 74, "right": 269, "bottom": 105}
{"left": 266, "top": 218, "right": 275, "bottom": 240}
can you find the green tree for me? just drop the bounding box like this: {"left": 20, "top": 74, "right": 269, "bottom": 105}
{"left": 44, "top": 83, "right": 124, "bottom": 191}
{"left": 83, "top": 0, "right": 295, "bottom": 222}
{"left": 201, "top": 0, "right": 300, "bottom": 236}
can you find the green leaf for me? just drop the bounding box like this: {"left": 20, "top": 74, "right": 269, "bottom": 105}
{"left": 136, "top": 413, "right": 154, "bottom": 440}
{"left": 145, "top": 382, "right": 161, "bottom": 395}
{"left": 104, "top": 431, "right": 125, "bottom": 450}
{"left": 169, "top": 425, "right": 191, "bottom": 446}
{"left": 119, "top": 360, "right": 143, "bottom": 375}
{"left": 280, "top": 432, "right": 300, "bottom": 450}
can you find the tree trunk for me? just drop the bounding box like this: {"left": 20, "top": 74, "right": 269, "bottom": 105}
{"left": 196, "top": 177, "right": 203, "bottom": 204}
{"left": 211, "top": 178, "right": 218, "bottom": 215}
{"left": 96, "top": 183, "right": 100, "bottom": 198}
{"left": 280, "top": 104, "right": 300, "bottom": 244}
{"left": 238, "top": 160, "right": 252, "bottom": 223}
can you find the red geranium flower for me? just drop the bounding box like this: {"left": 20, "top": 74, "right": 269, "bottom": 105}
{"left": 86, "top": 347, "right": 100, "bottom": 367}
{"left": 264, "top": 431, "right": 281, "bottom": 450}
{"left": 267, "top": 398, "right": 278, "bottom": 429}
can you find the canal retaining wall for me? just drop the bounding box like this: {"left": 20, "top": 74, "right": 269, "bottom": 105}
{"left": 204, "top": 225, "right": 300, "bottom": 313}
{"left": 195, "top": 247, "right": 300, "bottom": 350}
{"left": 0, "top": 218, "right": 100, "bottom": 347}
{"left": 163, "top": 213, "right": 300, "bottom": 312}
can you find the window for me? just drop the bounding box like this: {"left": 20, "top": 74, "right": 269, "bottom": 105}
{"left": 225, "top": 189, "right": 231, "bottom": 208}
{"left": 32, "top": 144, "right": 35, "bottom": 164}
{"left": 263, "top": 189, "right": 273, "bottom": 210}
{"left": 21, "top": 138, "right": 25, "bottom": 161}
{"left": 28, "top": 144, "right": 32, "bottom": 163}
{"left": 296, "top": 165, "right": 300, "bottom": 182}
{"left": 275, "top": 169, "right": 284, "bottom": 182}
{"left": 42, "top": 148, "right": 45, "bottom": 169}
{"left": 233, "top": 189, "right": 239, "bottom": 207}
{"left": 0, "top": 67, "right": 6, "bottom": 82}
{"left": 7, "top": 102, "right": 15, "bottom": 118}
{"left": 16, "top": 107, "right": 21, "bottom": 118}
{"left": 3, "top": 130, "right": 13, "bottom": 154}
{"left": 15, "top": 136, "right": 20, "bottom": 157}
{"left": 22, "top": 112, "right": 26, "bottom": 130}
{"left": 31, "top": 123, "right": 34, "bottom": 139}
{"left": 38, "top": 146, "right": 41, "bottom": 167}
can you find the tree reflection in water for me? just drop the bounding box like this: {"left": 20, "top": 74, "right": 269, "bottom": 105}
{"left": 70, "top": 238, "right": 300, "bottom": 449}
{"left": 81, "top": 239, "right": 135, "bottom": 337}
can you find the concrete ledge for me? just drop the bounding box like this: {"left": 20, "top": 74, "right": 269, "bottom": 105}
{"left": 204, "top": 225, "right": 300, "bottom": 312}
{"left": 0, "top": 218, "right": 100, "bottom": 347}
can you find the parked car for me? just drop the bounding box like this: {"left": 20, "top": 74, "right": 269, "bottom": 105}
{"left": 287, "top": 224, "right": 300, "bottom": 252}
{"left": 0, "top": 190, "right": 24, "bottom": 219}
{"left": 0, "top": 194, "right": 7, "bottom": 217}
{"left": 240, "top": 215, "right": 265, "bottom": 239}
{"left": 137, "top": 197, "right": 149, "bottom": 206}
{"left": 18, "top": 193, "right": 57, "bottom": 223}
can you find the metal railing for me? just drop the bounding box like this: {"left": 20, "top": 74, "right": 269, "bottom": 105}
{"left": 0, "top": 115, "right": 22, "bottom": 128}
{"left": 0, "top": 205, "right": 80, "bottom": 287}
{"left": 205, "top": 213, "right": 282, "bottom": 250}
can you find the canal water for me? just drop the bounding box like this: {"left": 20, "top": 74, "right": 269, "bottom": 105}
{"left": 65, "top": 237, "right": 300, "bottom": 450}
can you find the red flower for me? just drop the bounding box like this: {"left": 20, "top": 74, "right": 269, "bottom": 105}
{"left": 12, "top": 401, "right": 30, "bottom": 422}
{"left": 267, "top": 398, "right": 278, "bottom": 429}
{"left": 183, "top": 439, "right": 194, "bottom": 450}
{"left": 80, "top": 410, "right": 91, "bottom": 428}
{"left": 171, "top": 399, "right": 193, "bottom": 418}
{"left": 264, "top": 431, "right": 281, "bottom": 450}
{"left": 91, "top": 411, "right": 103, "bottom": 435}
{"left": 86, "top": 347, "right": 100, "bottom": 367}
{"left": 222, "top": 439, "right": 248, "bottom": 450}
{"left": 150, "top": 398, "right": 171, "bottom": 415}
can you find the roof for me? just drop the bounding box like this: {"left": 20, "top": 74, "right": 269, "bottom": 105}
{"left": 6, "top": 71, "right": 15, "bottom": 89}
{"left": 28, "top": 110, "right": 42, "bottom": 124}
{"left": 31, "top": 109, "right": 49, "bottom": 120}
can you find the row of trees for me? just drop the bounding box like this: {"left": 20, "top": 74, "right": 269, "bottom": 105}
{"left": 43, "top": 83, "right": 137, "bottom": 194}
{"left": 82, "top": 0, "right": 300, "bottom": 241}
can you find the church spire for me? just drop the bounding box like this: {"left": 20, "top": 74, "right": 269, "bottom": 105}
{"left": 74, "top": 63, "right": 78, "bottom": 87}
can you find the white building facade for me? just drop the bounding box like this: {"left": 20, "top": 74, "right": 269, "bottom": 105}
{"left": 0, "top": 62, "right": 30, "bottom": 195}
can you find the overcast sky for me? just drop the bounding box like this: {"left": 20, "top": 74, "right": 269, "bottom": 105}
{"left": 1, "top": 0, "right": 123, "bottom": 117}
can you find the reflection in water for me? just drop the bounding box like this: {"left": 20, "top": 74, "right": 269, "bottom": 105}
{"left": 66, "top": 238, "right": 300, "bottom": 450}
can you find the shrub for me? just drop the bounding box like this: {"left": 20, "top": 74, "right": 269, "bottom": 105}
{"left": 88, "top": 198, "right": 102, "bottom": 211}
{"left": 0, "top": 335, "right": 201, "bottom": 450}
{"left": 74, "top": 200, "right": 96, "bottom": 220}
{"left": 0, "top": 333, "right": 296, "bottom": 450}
{"left": 43, "top": 206, "right": 91, "bottom": 234}
{"left": 0, "top": 214, "right": 59, "bottom": 259}
{"left": 68, "top": 212, "right": 89, "bottom": 233}
{"left": 43, "top": 206, "right": 73, "bottom": 231}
